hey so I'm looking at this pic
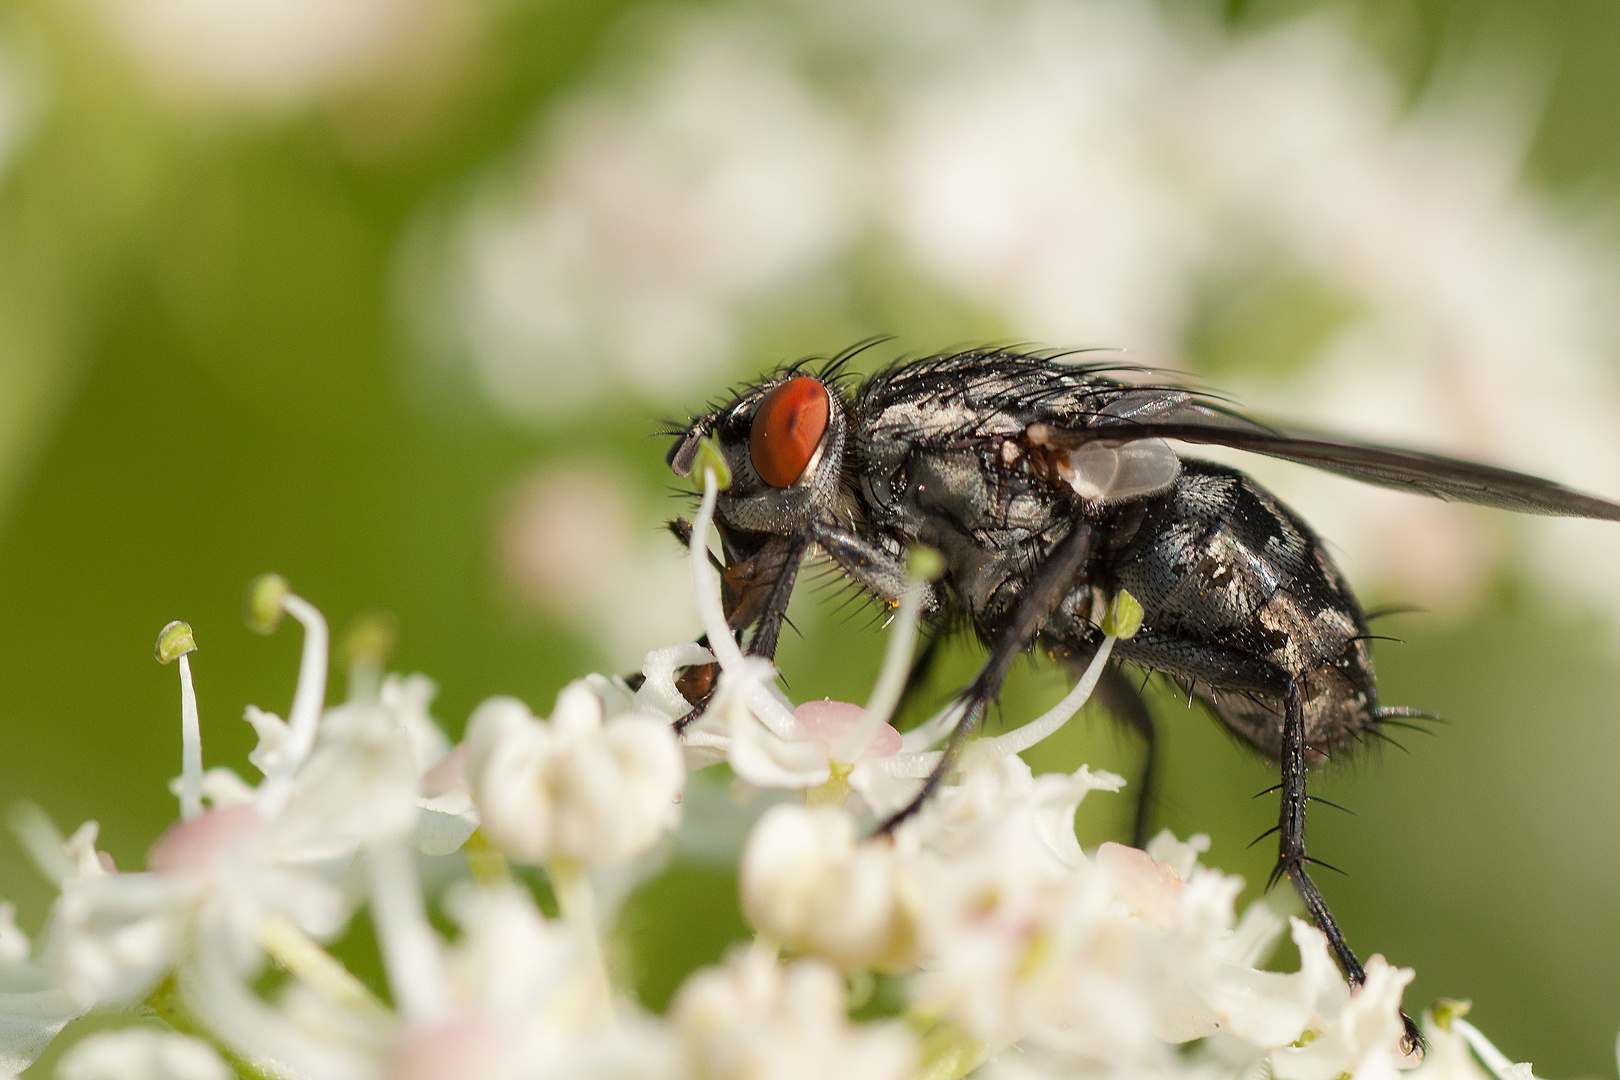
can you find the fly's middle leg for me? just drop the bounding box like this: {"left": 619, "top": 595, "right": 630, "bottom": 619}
{"left": 875, "top": 524, "right": 1098, "bottom": 836}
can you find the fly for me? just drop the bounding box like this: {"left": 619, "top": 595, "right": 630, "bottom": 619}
{"left": 663, "top": 347, "right": 1620, "bottom": 1051}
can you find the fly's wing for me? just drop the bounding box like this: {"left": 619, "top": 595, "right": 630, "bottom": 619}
{"left": 1028, "top": 399, "right": 1620, "bottom": 521}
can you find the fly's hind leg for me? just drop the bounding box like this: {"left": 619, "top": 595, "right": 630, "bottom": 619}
{"left": 1093, "top": 666, "right": 1158, "bottom": 849}
{"left": 1109, "top": 632, "right": 1421, "bottom": 1053}
{"left": 1273, "top": 676, "right": 1424, "bottom": 1055}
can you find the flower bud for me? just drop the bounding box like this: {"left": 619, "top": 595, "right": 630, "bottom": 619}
{"left": 463, "top": 682, "right": 684, "bottom": 866}
{"left": 740, "top": 803, "right": 923, "bottom": 972}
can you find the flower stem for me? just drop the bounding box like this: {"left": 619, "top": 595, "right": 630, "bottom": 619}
{"left": 691, "top": 468, "right": 743, "bottom": 670}
{"left": 255, "top": 913, "right": 390, "bottom": 1020}
{"left": 366, "top": 837, "right": 449, "bottom": 1023}
{"left": 1453, "top": 1018, "right": 1541, "bottom": 1080}
{"left": 146, "top": 977, "right": 288, "bottom": 1080}
{"left": 549, "top": 858, "right": 613, "bottom": 1022}
{"left": 989, "top": 635, "right": 1116, "bottom": 756}
{"left": 832, "top": 577, "right": 925, "bottom": 763}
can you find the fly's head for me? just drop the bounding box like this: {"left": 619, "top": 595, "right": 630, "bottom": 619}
{"left": 667, "top": 372, "right": 847, "bottom": 540}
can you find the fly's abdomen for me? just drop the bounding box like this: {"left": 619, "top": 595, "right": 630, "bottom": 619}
{"left": 1103, "top": 460, "right": 1379, "bottom": 759}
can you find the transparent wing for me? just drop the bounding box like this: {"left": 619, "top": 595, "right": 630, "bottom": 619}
{"left": 1027, "top": 414, "right": 1620, "bottom": 521}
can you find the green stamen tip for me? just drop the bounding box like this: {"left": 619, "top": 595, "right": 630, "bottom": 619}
{"left": 907, "top": 544, "right": 945, "bottom": 582}
{"left": 693, "top": 435, "right": 733, "bottom": 491}
{"left": 1431, "top": 998, "right": 1471, "bottom": 1031}
{"left": 343, "top": 611, "right": 398, "bottom": 668}
{"left": 154, "top": 621, "right": 198, "bottom": 664}
{"left": 1101, "top": 588, "right": 1144, "bottom": 639}
{"left": 245, "top": 574, "right": 291, "bottom": 635}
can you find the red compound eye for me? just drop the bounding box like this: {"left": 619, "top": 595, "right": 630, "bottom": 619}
{"left": 749, "top": 376, "right": 830, "bottom": 488}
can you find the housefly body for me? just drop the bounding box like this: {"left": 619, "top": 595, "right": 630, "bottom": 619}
{"left": 664, "top": 347, "right": 1620, "bottom": 1051}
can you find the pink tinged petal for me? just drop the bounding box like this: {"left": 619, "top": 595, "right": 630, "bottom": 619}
{"left": 1096, "top": 841, "right": 1183, "bottom": 926}
{"left": 421, "top": 744, "right": 468, "bottom": 799}
{"left": 387, "top": 1019, "right": 512, "bottom": 1080}
{"left": 793, "top": 700, "right": 903, "bottom": 759}
{"left": 146, "top": 804, "right": 265, "bottom": 874}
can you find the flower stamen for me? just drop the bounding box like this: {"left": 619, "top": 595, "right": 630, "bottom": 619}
{"left": 831, "top": 546, "right": 941, "bottom": 765}
{"left": 690, "top": 453, "right": 744, "bottom": 671}
{"left": 246, "top": 574, "right": 330, "bottom": 818}
{"left": 342, "top": 611, "right": 397, "bottom": 705}
{"left": 987, "top": 635, "right": 1115, "bottom": 758}
{"left": 1452, "top": 1017, "right": 1541, "bottom": 1080}
{"left": 155, "top": 620, "right": 203, "bottom": 821}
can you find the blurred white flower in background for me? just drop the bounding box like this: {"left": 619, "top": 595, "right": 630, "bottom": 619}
{"left": 671, "top": 947, "right": 917, "bottom": 1080}
{"left": 0, "top": 34, "right": 41, "bottom": 182}
{"left": 496, "top": 466, "right": 699, "bottom": 669}
{"left": 436, "top": 0, "right": 1620, "bottom": 638}
{"left": 463, "top": 683, "right": 685, "bottom": 867}
{"left": 89, "top": 0, "right": 477, "bottom": 116}
{"left": 444, "top": 14, "right": 862, "bottom": 418}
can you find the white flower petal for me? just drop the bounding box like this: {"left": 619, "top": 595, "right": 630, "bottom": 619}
{"left": 0, "top": 987, "right": 82, "bottom": 1075}
{"left": 413, "top": 792, "right": 479, "bottom": 857}
{"left": 243, "top": 705, "right": 290, "bottom": 779}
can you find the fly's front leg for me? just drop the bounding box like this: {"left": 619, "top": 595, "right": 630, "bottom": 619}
{"left": 668, "top": 517, "right": 808, "bottom": 657}
{"left": 746, "top": 530, "right": 812, "bottom": 662}
{"left": 1272, "top": 678, "right": 1424, "bottom": 1054}
{"left": 875, "top": 524, "right": 1098, "bottom": 835}
{"left": 663, "top": 520, "right": 810, "bottom": 725}
{"left": 810, "top": 522, "right": 928, "bottom": 608}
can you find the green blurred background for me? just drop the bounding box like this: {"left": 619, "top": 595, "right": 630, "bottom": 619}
{"left": 4, "top": 0, "right": 1620, "bottom": 1074}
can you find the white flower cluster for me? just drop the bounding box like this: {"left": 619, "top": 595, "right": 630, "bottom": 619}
{"left": 0, "top": 484, "right": 1545, "bottom": 1080}
{"left": 441, "top": 12, "right": 860, "bottom": 418}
